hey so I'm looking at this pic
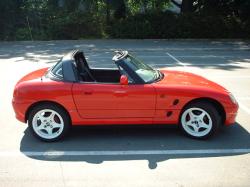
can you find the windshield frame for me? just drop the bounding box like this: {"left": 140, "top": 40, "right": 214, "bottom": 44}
{"left": 116, "top": 54, "right": 163, "bottom": 84}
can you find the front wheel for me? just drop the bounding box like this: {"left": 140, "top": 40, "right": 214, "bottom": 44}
{"left": 180, "top": 101, "right": 220, "bottom": 139}
{"left": 28, "top": 104, "right": 70, "bottom": 142}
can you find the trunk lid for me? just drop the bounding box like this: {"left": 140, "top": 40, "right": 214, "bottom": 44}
{"left": 17, "top": 67, "right": 49, "bottom": 84}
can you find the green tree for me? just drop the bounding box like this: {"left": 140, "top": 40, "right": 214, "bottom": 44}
{"left": 0, "top": 0, "right": 24, "bottom": 40}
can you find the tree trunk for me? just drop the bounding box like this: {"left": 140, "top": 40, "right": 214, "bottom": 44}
{"left": 106, "top": 0, "right": 111, "bottom": 24}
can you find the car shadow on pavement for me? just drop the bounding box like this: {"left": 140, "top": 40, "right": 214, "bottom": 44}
{"left": 19, "top": 123, "right": 250, "bottom": 169}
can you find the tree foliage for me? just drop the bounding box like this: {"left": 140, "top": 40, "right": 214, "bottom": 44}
{"left": 0, "top": 0, "right": 249, "bottom": 40}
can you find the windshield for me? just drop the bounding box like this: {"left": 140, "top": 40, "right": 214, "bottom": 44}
{"left": 123, "top": 55, "right": 160, "bottom": 83}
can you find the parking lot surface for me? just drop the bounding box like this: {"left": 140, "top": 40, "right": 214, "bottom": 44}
{"left": 0, "top": 40, "right": 250, "bottom": 187}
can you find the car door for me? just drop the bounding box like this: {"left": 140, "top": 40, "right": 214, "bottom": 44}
{"left": 72, "top": 83, "right": 120, "bottom": 119}
{"left": 72, "top": 82, "right": 156, "bottom": 119}
{"left": 114, "top": 84, "right": 156, "bottom": 118}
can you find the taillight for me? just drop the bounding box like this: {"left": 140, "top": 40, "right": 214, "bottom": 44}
{"left": 13, "top": 87, "right": 18, "bottom": 97}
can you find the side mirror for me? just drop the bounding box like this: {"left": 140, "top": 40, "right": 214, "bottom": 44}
{"left": 120, "top": 75, "right": 128, "bottom": 85}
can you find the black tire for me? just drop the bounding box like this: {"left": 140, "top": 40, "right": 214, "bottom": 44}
{"left": 28, "top": 103, "right": 71, "bottom": 142}
{"left": 179, "top": 101, "right": 221, "bottom": 139}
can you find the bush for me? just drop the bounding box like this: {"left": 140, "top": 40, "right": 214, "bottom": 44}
{"left": 47, "top": 11, "right": 104, "bottom": 39}
{"left": 15, "top": 28, "right": 31, "bottom": 40}
{"left": 2, "top": 10, "right": 249, "bottom": 40}
{"left": 109, "top": 11, "right": 247, "bottom": 39}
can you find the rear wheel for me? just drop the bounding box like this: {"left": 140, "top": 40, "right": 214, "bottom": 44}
{"left": 28, "top": 104, "right": 70, "bottom": 142}
{"left": 180, "top": 101, "right": 220, "bottom": 139}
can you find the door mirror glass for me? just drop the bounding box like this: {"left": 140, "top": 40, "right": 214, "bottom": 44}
{"left": 120, "top": 75, "right": 128, "bottom": 85}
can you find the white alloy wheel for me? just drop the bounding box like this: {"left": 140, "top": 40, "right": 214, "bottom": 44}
{"left": 181, "top": 107, "right": 213, "bottom": 138}
{"left": 32, "top": 109, "right": 64, "bottom": 140}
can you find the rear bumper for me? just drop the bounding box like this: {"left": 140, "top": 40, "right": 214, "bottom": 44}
{"left": 12, "top": 98, "right": 30, "bottom": 123}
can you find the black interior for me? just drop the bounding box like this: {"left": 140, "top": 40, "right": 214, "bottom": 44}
{"left": 74, "top": 51, "right": 121, "bottom": 83}
{"left": 90, "top": 69, "right": 121, "bottom": 83}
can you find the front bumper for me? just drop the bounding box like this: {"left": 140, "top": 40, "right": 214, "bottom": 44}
{"left": 225, "top": 105, "right": 239, "bottom": 125}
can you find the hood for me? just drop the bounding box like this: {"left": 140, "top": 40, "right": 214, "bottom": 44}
{"left": 17, "top": 67, "right": 49, "bottom": 84}
{"left": 157, "top": 70, "right": 228, "bottom": 93}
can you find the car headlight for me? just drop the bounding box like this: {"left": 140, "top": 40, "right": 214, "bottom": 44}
{"left": 229, "top": 93, "right": 237, "bottom": 104}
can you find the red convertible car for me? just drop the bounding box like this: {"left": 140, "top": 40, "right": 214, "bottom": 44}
{"left": 12, "top": 50, "right": 238, "bottom": 142}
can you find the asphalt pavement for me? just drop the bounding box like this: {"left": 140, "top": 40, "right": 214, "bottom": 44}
{"left": 0, "top": 40, "right": 249, "bottom": 187}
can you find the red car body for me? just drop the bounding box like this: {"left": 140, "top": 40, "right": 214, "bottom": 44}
{"left": 12, "top": 50, "right": 239, "bottom": 141}
{"left": 12, "top": 62, "right": 238, "bottom": 127}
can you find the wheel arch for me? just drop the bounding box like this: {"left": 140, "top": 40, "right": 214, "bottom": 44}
{"left": 181, "top": 97, "right": 226, "bottom": 125}
{"left": 25, "top": 100, "right": 72, "bottom": 123}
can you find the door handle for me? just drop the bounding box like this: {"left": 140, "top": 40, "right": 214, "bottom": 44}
{"left": 83, "top": 91, "right": 93, "bottom": 95}
{"left": 114, "top": 90, "right": 127, "bottom": 96}
{"left": 114, "top": 91, "right": 126, "bottom": 94}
